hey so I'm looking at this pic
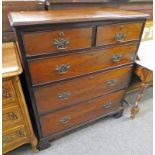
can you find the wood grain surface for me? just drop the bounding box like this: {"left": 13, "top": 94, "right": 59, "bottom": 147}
{"left": 2, "top": 42, "right": 22, "bottom": 78}
{"left": 8, "top": 8, "right": 148, "bottom": 26}
{"left": 28, "top": 43, "right": 136, "bottom": 85}
{"left": 40, "top": 89, "right": 125, "bottom": 136}
{"left": 96, "top": 22, "right": 143, "bottom": 46}
{"left": 34, "top": 66, "right": 132, "bottom": 114}
{"left": 23, "top": 27, "right": 92, "bottom": 56}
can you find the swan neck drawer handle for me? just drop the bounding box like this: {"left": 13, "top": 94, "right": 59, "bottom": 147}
{"left": 58, "top": 92, "right": 71, "bottom": 100}
{"left": 102, "top": 102, "right": 112, "bottom": 109}
{"left": 107, "top": 79, "right": 117, "bottom": 86}
{"left": 115, "top": 32, "right": 126, "bottom": 42}
{"left": 59, "top": 116, "right": 71, "bottom": 124}
{"left": 53, "top": 38, "right": 70, "bottom": 50}
{"left": 56, "top": 64, "right": 70, "bottom": 74}
{"left": 112, "top": 54, "right": 122, "bottom": 62}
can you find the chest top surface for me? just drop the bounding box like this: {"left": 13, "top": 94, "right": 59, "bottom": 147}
{"left": 9, "top": 7, "right": 148, "bottom": 27}
{"left": 2, "top": 42, "right": 22, "bottom": 78}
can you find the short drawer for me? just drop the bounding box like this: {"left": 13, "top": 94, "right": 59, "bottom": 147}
{"left": 29, "top": 43, "right": 137, "bottom": 85}
{"left": 22, "top": 27, "right": 92, "bottom": 56}
{"left": 3, "top": 105, "right": 23, "bottom": 129}
{"left": 2, "top": 125, "right": 28, "bottom": 154}
{"left": 2, "top": 80, "right": 16, "bottom": 104}
{"left": 96, "top": 22, "right": 143, "bottom": 46}
{"left": 34, "top": 66, "right": 132, "bottom": 114}
{"left": 40, "top": 90, "right": 125, "bottom": 136}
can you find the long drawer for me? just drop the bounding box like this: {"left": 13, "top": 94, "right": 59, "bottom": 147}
{"left": 96, "top": 22, "right": 143, "bottom": 46}
{"left": 40, "top": 90, "right": 125, "bottom": 136}
{"left": 34, "top": 66, "right": 132, "bottom": 114}
{"left": 22, "top": 27, "right": 92, "bottom": 56}
{"left": 29, "top": 43, "right": 137, "bottom": 85}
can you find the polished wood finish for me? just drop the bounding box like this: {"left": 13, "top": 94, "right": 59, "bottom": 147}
{"left": 2, "top": 43, "right": 22, "bottom": 78}
{"left": 29, "top": 43, "right": 137, "bottom": 85}
{"left": 9, "top": 8, "right": 148, "bottom": 26}
{"left": 2, "top": 43, "right": 37, "bottom": 154}
{"left": 40, "top": 90, "right": 125, "bottom": 136}
{"left": 35, "top": 66, "right": 132, "bottom": 114}
{"left": 23, "top": 27, "right": 92, "bottom": 56}
{"left": 3, "top": 125, "right": 28, "bottom": 151}
{"left": 2, "top": 105, "right": 23, "bottom": 128}
{"left": 9, "top": 8, "right": 147, "bottom": 149}
{"left": 97, "top": 22, "right": 143, "bottom": 46}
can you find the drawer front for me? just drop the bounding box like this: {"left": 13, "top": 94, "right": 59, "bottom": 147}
{"left": 40, "top": 90, "right": 125, "bottom": 136}
{"left": 23, "top": 27, "right": 92, "bottom": 56}
{"left": 96, "top": 22, "right": 143, "bottom": 46}
{"left": 3, "top": 105, "right": 23, "bottom": 129}
{"left": 35, "top": 66, "right": 132, "bottom": 114}
{"left": 2, "top": 126, "right": 27, "bottom": 153}
{"left": 29, "top": 43, "right": 137, "bottom": 85}
{"left": 2, "top": 80, "right": 16, "bottom": 104}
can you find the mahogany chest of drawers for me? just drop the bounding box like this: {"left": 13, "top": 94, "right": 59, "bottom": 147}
{"left": 9, "top": 8, "right": 148, "bottom": 149}
{"left": 2, "top": 43, "right": 37, "bottom": 154}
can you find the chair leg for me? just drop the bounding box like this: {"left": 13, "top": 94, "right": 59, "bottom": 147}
{"left": 131, "top": 83, "right": 146, "bottom": 119}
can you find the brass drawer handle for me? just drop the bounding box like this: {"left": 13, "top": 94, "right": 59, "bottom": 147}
{"left": 112, "top": 54, "right": 122, "bottom": 62}
{"left": 9, "top": 112, "right": 18, "bottom": 120}
{"left": 56, "top": 64, "right": 70, "bottom": 74}
{"left": 3, "top": 112, "right": 18, "bottom": 122}
{"left": 115, "top": 32, "right": 126, "bottom": 42}
{"left": 102, "top": 102, "right": 112, "bottom": 109}
{"left": 53, "top": 38, "right": 70, "bottom": 50}
{"left": 107, "top": 79, "right": 117, "bottom": 86}
{"left": 58, "top": 92, "right": 71, "bottom": 100}
{"left": 59, "top": 116, "right": 71, "bottom": 124}
{"left": 2, "top": 88, "right": 11, "bottom": 98}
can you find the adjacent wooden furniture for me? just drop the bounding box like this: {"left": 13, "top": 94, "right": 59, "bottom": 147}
{"left": 2, "top": 42, "right": 37, "bottom": 154}
{"left": 130, "top": 22, "right": 153, "bottom": 118}
{"left": 9, "top": 8, "right": 148, "bottom": 149}
{"left": 131, "top": 65, "right": 153, "bottom": 119}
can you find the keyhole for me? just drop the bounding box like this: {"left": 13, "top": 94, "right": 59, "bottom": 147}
{"left": 59, "top": 32, "right": 64, "bottom": 37}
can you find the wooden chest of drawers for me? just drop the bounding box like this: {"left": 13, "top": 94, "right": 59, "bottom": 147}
{"left": 9, "top": 8, "right": 148, "bottom": 150}
{"left": 2, "top": 43, "right": 37, "bottom": 154}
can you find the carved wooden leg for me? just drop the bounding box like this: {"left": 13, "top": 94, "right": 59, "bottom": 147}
{"left": 31, "top": 136, "right": 38, "bottom": 152}
{"left": 131, "top": 83, "right": 146, "bottom": 119}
